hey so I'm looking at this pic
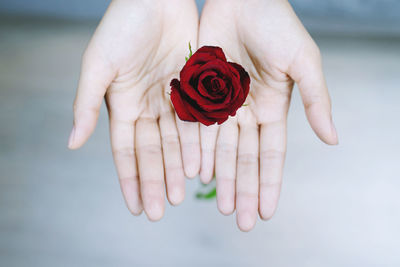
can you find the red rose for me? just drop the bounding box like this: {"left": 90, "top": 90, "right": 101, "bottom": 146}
{"left": 170, "top": 46, "right": 250, "bottom": 126}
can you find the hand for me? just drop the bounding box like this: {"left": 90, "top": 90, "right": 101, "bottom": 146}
{"left": 198, "top": 0, "right": 338, "bottom": 231}
{"left": 68, "top": 0, "right": 200, "bottom": 221}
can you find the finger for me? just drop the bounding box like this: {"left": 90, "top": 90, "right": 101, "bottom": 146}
{"left": 159, "top": 111, "right": 185, "bottom": 206}
{"left": 135, "top": 117, "right": 165, "bottom": 221}
{"left": 109, "top": 118, "right": 143, "bottom": 215}
{"left": 200, "top": 124, "right": 219, "bottom": 184}
{"left": 259, "top": 120, "right": 286, "bottom": 220}
{"left": 215, "top": 117, "right": 238, "bottom": 215}
{"left": 289, "top": 44, "right": 338, "bottom": 145}
{"left": 68, "top": 49, "right": 115, "bottom": 149}
{"left": 236, "top": 112, "right": 259, "bottom": 232}
{"left": 175, "top": 116, "right": 200, "bottom": 178}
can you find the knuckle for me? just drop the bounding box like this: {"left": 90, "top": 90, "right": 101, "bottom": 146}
{"left": 119, "top": 174, "right": 139, "bottom": 182}
{"left": 136, "top": 143, "right": 162, "bottom": 155}
{"left": 216, "top": 176, "right": 235, "bottom": 184}
{"left": 236, "top": 191, "right": 258, "bottom": 199}
{"left": 141, "top": 179, "right": 165, "bottom": 188}
{"left": 73, "top": 103, "right": 100, "bottom": 118}
{"left": 162, "top": 134, "right": 179, "bottom": 146}
{"left": 260, "top": 149, "right": 285, "bottom": 161}
{"left": 260, "top": 118, "right": 285, "bottom": 127}
{"left": 260, "top": 180, "right": 282, "bottom": 187}
{"left": 181, "top": 141, "right": 200, "bottom": 148}
{"left": 216, "top": 142, "right": 237, "bottom": 154}
{"left": 113, "top": 146, "right": 134, "bottom": 158}
{"left": 304, "top": 94, "right": 324, "bottom": 110}
{"left": 237, "top": 153, "right": 258, "bottom": 165}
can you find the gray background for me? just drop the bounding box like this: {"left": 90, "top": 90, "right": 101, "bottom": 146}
{"left": 0, "top": 0, "right": 399, "bottom": 20}
{"left": 1, "top": 0, "right": 400, "bottom": 34}
{"left": 0, "top": 1, "right": 400, "bottom": 267}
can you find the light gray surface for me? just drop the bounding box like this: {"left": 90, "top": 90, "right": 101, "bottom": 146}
{"left": 0, "top": 18, "right": 400, "bottom": 267}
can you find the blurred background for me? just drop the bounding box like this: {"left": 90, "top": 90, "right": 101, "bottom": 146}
{"left": 0, "top": 0, "right": 399, "bottom": 266}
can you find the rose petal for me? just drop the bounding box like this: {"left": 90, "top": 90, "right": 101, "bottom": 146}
{"left": 198, "top": 73, "right": 227, "bottom": 102}
{"left": 192, "top": 59, "right": 233, "bottom": 80}
{"left": 170, "top": 79, "right": 196, "bottom": 122}
{"left": 197, "top": 70, "right": 219, "bottom": 98}
{"left": 184, "top": 101, "right": 217, "bottom": 126}
{"left": 229, "top": 62, "right": 250, "bottom": 93}
{"left": 195, "top": 46, "right": 227, "bottom": 61}
{"left": 184, "top": 46, "right": 227, "bottom": 68}
{"left": 171, "top": 46, "right": 250, "bottom": 126}
{"left": 205, "top": 109, "right": 230, "bottom": 119}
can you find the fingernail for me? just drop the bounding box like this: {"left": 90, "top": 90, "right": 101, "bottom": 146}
{"left": 169, "top": 186, "right": 184, "bottom": 206}
{"left": 68, "top": 126, "right": 76, "bottom": 149}
{"left": 237, "top": 210, "right": 255, "bottom": 232}
{"left": 200, "top": 168, "right": 213, "bottom": 184}
{"left": 259, "top": 185, "right": 280, "bottom": 220}
{"left": 147, "top": 201, "right": 164, "bottom": 222}
{"left": 330, "top": 119, "right": 339, "bottom": 145}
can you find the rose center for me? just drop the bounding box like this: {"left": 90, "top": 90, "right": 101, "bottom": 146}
{"left": 209, "top": 77, "right": 226, "bottom": 96}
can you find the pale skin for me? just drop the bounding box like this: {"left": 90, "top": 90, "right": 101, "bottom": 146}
{"left": 68, "top": 0, "right": 200, "bottom": 221}
{"left": 199, "top": 0, "right": 338, "bottom": 231}
{"left": 68, "top": 0, "right": 338, "bottom": 230}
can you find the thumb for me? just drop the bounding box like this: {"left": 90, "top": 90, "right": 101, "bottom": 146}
{"left": 68, "top": 50, "right": 114, "bottom": 149}
{"left": 289, "top": 42, "right": 338, "bottom": 145}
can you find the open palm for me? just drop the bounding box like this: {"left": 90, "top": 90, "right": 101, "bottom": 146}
{"left": 198, "top": 0, "right": 338, "bottom": 231}
{"left": 68, "top": 0, "right": 200, "bottom": 221}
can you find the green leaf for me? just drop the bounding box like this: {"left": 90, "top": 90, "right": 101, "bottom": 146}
{"left": 185, "top": 41, "right": 193, "bottom": 62}
{"left": 188, "top": 42, "right": 193, "bottom": 58}
{"left": 196, "top": 187, "right": 216, "bottom": 199}
{"left": 195, "top": 176, "right": 216, "bottom": 200}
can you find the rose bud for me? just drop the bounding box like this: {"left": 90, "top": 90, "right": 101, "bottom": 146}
{"left": 170, "top": 46, "right": 250, "bottom": 126}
